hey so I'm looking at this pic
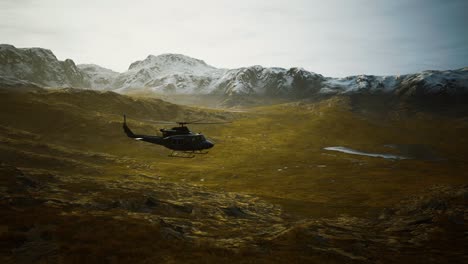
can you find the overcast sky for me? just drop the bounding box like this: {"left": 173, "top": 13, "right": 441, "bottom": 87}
{"left": 1, "top": 0, "right": 467, "bottom": 76}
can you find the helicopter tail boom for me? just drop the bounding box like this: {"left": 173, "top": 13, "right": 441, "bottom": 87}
{"left": 123, "top": 115, "right": 164, "bottom": 145}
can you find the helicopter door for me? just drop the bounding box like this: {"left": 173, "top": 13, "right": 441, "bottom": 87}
{"left": 172, "top": 138, "right": 184, "bottom": 145}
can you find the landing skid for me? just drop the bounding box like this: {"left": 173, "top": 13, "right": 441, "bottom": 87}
{"left": 169, "top": 151, "right": 195, "bottom": 158}
{"left": 168, "top": 150, "right": 209, "bottom": 158}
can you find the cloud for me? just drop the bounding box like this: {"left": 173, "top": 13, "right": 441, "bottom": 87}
{"left": 0, "top": 0, "right": 466, "bottom": 76}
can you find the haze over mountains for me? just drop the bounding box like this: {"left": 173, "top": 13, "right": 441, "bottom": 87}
{"left": 1, "top": 44, "right": 468, "bottom": 101}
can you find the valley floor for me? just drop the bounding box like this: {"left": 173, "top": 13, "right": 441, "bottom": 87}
{"left": 0, "top": 88, "right": 467, "bottom": 263}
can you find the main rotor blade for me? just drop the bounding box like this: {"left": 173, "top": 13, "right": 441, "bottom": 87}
{"left": 125, "top": 117, "right": 231, "bottom": 125}
{"left": 188, "top": 121, "right": 232, "bottom": 125}
{"left": 143, "top": 120, "right": 177, "bottom": 124}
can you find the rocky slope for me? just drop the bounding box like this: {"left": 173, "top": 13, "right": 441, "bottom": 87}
{"left": 270, "top": 185, "right": 468, "bottom": 263}
{"left": 1, "top": 161, "right": 466, "bottom": 263}
{"left": 0, "top": 44, "right": 89, "bottom": 88}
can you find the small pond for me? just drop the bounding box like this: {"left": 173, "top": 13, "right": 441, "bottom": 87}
{"left": 323, "top": 146, "right": 409, "bottom": 160}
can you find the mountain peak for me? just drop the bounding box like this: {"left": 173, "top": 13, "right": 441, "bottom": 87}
{"left": 0, "top": 44, "right": 16, "bottom": 49}
{"left": 0, "top": 44, "right": 57, "bottom": 61}
{"left": 128, "top": 53, "right": 211, "bottom": 71}
{"left": 149, "top": 53, "right": 207, "bottom": 64}
{"left": 125, "top": 53, "right": 219, "bottom": 80}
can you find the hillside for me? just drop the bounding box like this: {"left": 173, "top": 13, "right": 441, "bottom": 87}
{"left": 0, "top": 86, "right": 467, "bottom": 262}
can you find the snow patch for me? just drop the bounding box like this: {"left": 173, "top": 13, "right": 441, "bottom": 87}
{"left": 324, "top": 146, "right": 409, "bottom": 160}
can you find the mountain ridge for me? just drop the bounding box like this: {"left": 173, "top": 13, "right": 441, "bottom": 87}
{"left": 0, "top": 44, "right": 89, "bottom": 88}
{"left": 1, "top": 44, "right": 467, "bottom": 102}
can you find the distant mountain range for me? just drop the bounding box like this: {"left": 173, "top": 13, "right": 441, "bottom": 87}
{"left": 1, "top": 44, "right": 467, "bottom": 100}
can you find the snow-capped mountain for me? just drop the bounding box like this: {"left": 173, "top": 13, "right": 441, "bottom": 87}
{"left": 113, "top": 53, "right": 226, "bottom": 94}
{"left": 0, "top": 44, "right": 89, "bottom": 88}
{"left": 111, "top": 54, "right": 468, "bottom": 98}
{"left": 210, "top": 66, "right": 323, "bottom": 97}
{"left": 1, "top": 44, "right": 467, "bottom": 101}
{"left": 322, "top": 69, "right": 468, "bottom": 97}
{"left": 396, "top": 69, "right": 468, "bottom": 97}
{"left": 114, "top": 54, "right": 325, "bottom": 97}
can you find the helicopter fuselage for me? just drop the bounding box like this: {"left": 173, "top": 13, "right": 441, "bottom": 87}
{"left": 123, "top": 115, "right": 214, "bottom": 152}
{"left": 160, "top": 134, "right": 213, "bottom": 151}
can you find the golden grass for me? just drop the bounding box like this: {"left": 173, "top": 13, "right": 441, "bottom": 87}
{"left": 1, "top": 88, "right": 468, "bottom": 262}
{"left": 1, "top": 89, "right": 467, "bottom": 218}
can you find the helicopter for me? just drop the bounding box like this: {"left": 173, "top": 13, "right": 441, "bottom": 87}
{"left": 123, "top": 115, "right": 229, "bottom": 158}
